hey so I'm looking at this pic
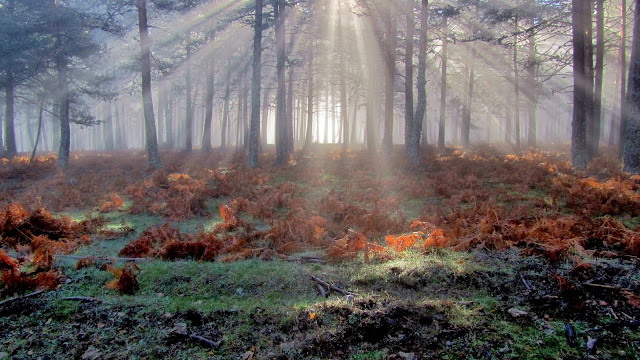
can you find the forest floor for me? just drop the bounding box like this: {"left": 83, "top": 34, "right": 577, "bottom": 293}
{"left": 0, "top": 144, "right": 639, "bottom": 359}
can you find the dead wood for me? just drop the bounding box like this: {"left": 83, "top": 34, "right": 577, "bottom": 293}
{"left": 0, "top": 289, "right": 45, "bottom": 307}
{"left": 170, "top": 331, "right": 222, "bottom": 348}
{"left": 61, "top": 296, "right": 101, "bottom": 302}
{"left": 311, "top": 275, "right": 357, "bottom": 297}
{"left": 584, "top": 283, "right": 632, "bottom": 292}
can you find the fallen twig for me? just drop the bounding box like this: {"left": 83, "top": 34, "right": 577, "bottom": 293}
{"left": 316, "top": 282, "right": 327, "bottom": 298}
{"left": 171, "top": 331, "right": 222, "bottom": 348}
{"left": 54, "top": 255, "right": 148, "bottom": 262}
{"left": 584, "top": 283, "right": 632, "bottom": 292}
{"left": 311, "top": 275, "right": 357, "bottom": 297}
{"left": 521, "top": 275, "right": 532, "bottom": 291}
{"left": 0, "top": 289, "right": 45, "bottom": 307}
{"left": 61, "top": 296, "right": 101, "bottom": 303}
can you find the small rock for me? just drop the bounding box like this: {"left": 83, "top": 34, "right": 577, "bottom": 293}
{"left": 586, "top": 337, "right": 597, "bottom": 354}
{"left": 507, "top": 308, "right": 528, "bottom": 318}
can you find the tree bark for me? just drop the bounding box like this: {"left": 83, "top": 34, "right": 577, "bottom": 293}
{"left": 222, "top": 73, "right": 230, "bottom": 149}
{"left": 103, "top": 101, "right": 115, "bottom": 151}
{"left": 185, "top": 30, "right": 193, "bottom": 152}
{"left": 30, "top": 101, "right": 44, "bottom": 163}
{"left": 274, "top": 0, "right": 288, "bottom": 164}
{"left": 338, "top": 1, "right": 349, "bottom": 149}
{"left": 526, "top": 19, "right": 537, "bottom": 147}
{"left": 623, "top": 0, "right": 640, "bottom": 173}
{"left": 287, "top": 66, "right": 294, "bottom": 154}
{"left": 412, "top": 0, "right": 428, "bottom": 164}
{"left": 304, "top": 42, "right": 314, "bottom": 151}
{"left": 137, "top": 0, "right": 161, "bottom": 168}
{"left": 620, "top": 0, "right": 628, "bottom": 156}
{"left": 590, "top": 0, "right": 604, "bottom": 157}
{"left": 438, "top": 16, "right": 448, "bottom": 151}
{"left": 571, "top": 0, "right": 589, "bottom": 169}
{"left": 203, "top": 36, "right": 215, "bottom": 152}
{"left": 4, "top": 73, "right": 16, "bottom": 158}
{"left": 404, "top": 0, "right": 416, "bottom": 162}
{"left": 513, "top": 8, "right": 521, "bottom": 149}
{"left": 382, "top": 4, "right": 397, "bottom": 157}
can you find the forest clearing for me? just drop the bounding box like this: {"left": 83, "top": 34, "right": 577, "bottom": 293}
{"left": 2, "top": 0, "right": 640, "bottom": 358}
{"left": 0, "top": 146, "right": 639, "bottom": 359}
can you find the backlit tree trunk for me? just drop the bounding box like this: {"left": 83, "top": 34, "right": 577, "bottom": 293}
{"left": 623, "top": 0, "right": 640, "bottom": 173}
{"left": 274, "top": 0, "right": 288, "bottom": 164}
{"left": 382, "top": 4, "right": 397, "bottom": 157}
{"left": 412, "top": 0, "right": 428, "bottom": 164}
{"left": 572, "top": 0, "right": 589, "bottom": 169}
{"left": 248, "top": 0, "right": 263, "bottom": 167}
{"left": 137, "top": 0, "right": 161, "bottom": 168}
{"left": 438, "top": 15, "right": 448, "bottom": 151}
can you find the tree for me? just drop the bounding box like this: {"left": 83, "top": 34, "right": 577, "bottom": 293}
{"left": 623, "top": 0, "right": 640, "bottom": 174}
{"left": 438, "top": 10, "right": 449, "bottom": 151}
{"left": 571, "top": 0, "right": 589, "bottom": 169}
{"left": 247, "top": 0, "right": 264, "bottom": 168}
{"left": 137, "top": 0, "right": 161, "bottom": 168}
{"left": 411, "top": 0, "right": 428, "bottom": 165}
{"left": 274, "top": 0, "right": 288, "bottom": 165}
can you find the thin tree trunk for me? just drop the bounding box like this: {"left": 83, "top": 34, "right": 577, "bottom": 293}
{"left": 274, "top": 0, "right": 287, "bottom": 164}
{"left": 438, "top": 16, "right": 448, "bottom": 151}
{"left": 137, "top": 0, "right": 161, "bottom": 168}
{"left": 620, "top": 0, "right": 628, "bottom": 156}
{"left": 165, "top": 93, "right": 174, "bottom": 148}
{"left": 185, "top": 30, "right": 193, "bottom": 152}
{"left": 305, "top": 43, "right": 314, "bottom": 151}
{"left": 413, "top": 0, "right": 428, "bottom": 163}
{"left": 287, "top": 66, "right": 294, "bottom": 153}
{"left": 584, "top": 1, "right": 595, "bottom": 160}
{"left": 203, "top": 36, "right": 215, "bottom": 152}
{"left": 222, "top": 74, "right": 230, "bottom": 149}
{"left": 591, "top": 0, "right": 604, "bottom": 157}
{"left": 103, "top": 101, "right": 115, "bottom": 151}
{"left": 526, "top": 20, "right": 537, "bottom": 147}
{"left": 572, "top": 0, "right": 589, "bottom": 168}
{"left": 623, "top": 0, "right": 640, "bottom": 173}
{"left": 4, "top": 74, "right": 16, "bottom": 158}
{"left": 30, "top": 101, "right": 45, "bottom": 162}
{"left": 382, "top": 5, "right": 397, "bottom": 156}
{"left": 262, "top": 88, "right": 270, "bottom": 147}
{"left": 404, "top": 0, "right": 415, "bottom": 159}
{"left": 513, "top": 9, "right": 521, "bottom": 149}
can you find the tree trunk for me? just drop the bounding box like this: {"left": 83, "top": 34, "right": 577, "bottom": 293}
{"left": 274, "top": 0, "right": 288, "bottom": 164}
{"left": 137, "top": 0, "right": 161, "bottom": 168}
{"left": 412, "top": 0, "right": 428, "bottom": 164}
{"left": 103, "top": 101, "right": 115, "bottom": 151}
{"left": 338, "top": 1, "right": 349, "bottom": 149}
{"left": 584, "top": 1, "right": 595, "bottom": 160}
{"left": 30, "top": 101, "right": 44, "bottom": 162}
{"left": 222, "top": 74, "right": 230, "bottom": 149}
{"left": 287, "top": 66, "right": 294, "bottom": 154}
{"left": 438, "top": 16, "right": 448, "bottom": 151}
{"left": 620, "top": 0, "right": 628, "bottom": 156}
{"left": 4, "top": 74, "right": 16, "bottom": 158}
{"left": 305, "top": 43, "right": 314, "bottom": 151}
{"left": 243, "top": 76, "right": 250, "bottom": 149}
{"left": 623, "top": 0, "right": 640, "bottom": 173}
{"left": 203, "top": 36, "right": 215, "bottom": 152}
{"left": 526, "top": 20, "right": 537, "bottom": 147}
{"left": 513, "top": 10, "right": 521, "bottom": 149}
{"left": 0, "top": 109, "right": 4, "bottom": 157}
{"left": 571, "top": 0, "right": 589, "bottom": 169}
{"left": 590, "top": 0, "right": 604, "bottom": 157}
{"left": 165, "top": 92, "right": 174, "bottom": 148}
{"left": 185, "top": 30, "right": 193, "bottom": 152}
{"left": 505, "top": 104, "right": 512, "bottom": 144}
{"left": 404, "top": 0, "right": 416, "bottom": 162}
{"left": 382, "top": 4, "right": 397, "bottom": 157}
{"left": 262, "top": 88, "right": 270, "bottom": 147}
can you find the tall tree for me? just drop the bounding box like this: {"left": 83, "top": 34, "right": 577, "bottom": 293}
{"left": 382, "top": 2, "right": 397, "bottom": 157}
{"left": 591, "top": 0, "right": 604, "bottom": 158}
{"left": 571, "top": 0, "right": 589, "bottom": 169}
{"left": 623, "top": 0, "right": 640, "bottom": 174}
{"left": 404, "top": 0, "right": 415, "bottom": 158}
{"left": 184, "top": 29, "right": 193, "bottom": 152}
{"left": 137, "top": 0, "right": 161, "bottom": 168}
{"left": 438, "top": 12, "right": 448, "bottom": 151}
{"left": 247, "top": 0, "right": 264, "bottom": 168}
{"left": 411, "top": 0, "right": 428, "bottom": 165}
{"left": 202, "top": 34, "right": 215, "bottom": 152}
{"left": 619, "top": 0, "right": 628, "bottom": 156}
{"left": 274, "top": 0, "right": 288, "bottom": 164}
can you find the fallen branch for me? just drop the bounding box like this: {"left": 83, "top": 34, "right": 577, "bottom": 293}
{"left": 316, "top": 282, "right": 327, "bottom": 298}
{"left": 54, "top": 255, "right": 148, "bottom": 262}
{"left": 170, "top": 331, "right": 222, "bottom": 348}
{"left": 0, "top": 289, "right": 45, "bottom": 307}
{"left": 61, "top": 296, "right": 101, "bottom": 303}
{"left": 311, "top": 275, "right": 357, "bottom": 297}
{"left": 584, "top": 283, "right": 632, "bottom": 292}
